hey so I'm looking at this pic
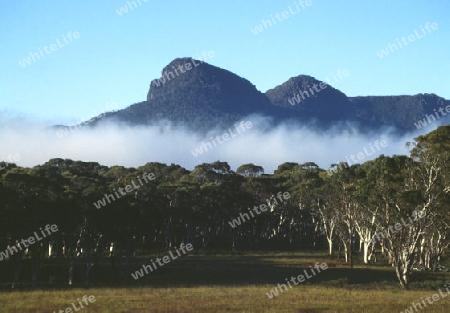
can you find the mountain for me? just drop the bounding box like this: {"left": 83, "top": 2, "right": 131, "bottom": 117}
{"left": 73, "top": 58, "right": 450, "bottom": 134}
{"left": 349, "top": 93, "right": 449, "bottom": 131}
{"left": 94, "top": 58, "right": 290, "bottom": 131}
{"left": 265, "top": 75, "right": 354, "bottom": 122}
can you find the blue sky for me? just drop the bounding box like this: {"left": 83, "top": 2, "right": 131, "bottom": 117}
{"left": 1, "top": 0, "right": 449, "bottom": 124}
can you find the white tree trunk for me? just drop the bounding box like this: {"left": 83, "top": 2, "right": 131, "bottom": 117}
{"left": 363, "top": 240, "right": 371, "bottom": 264}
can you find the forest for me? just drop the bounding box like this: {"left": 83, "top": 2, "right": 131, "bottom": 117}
{"left": 0, "top": 125, "right": 449, "bottom": 290}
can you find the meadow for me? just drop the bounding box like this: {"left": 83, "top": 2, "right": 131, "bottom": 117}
{"left": 0, "top": 251, "right": 449, "bottom": 312}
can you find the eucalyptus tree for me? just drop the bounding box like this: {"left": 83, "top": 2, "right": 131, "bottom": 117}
{"left": 267, "top": 162, "right": 324, "bottom": 248}
{"left": 354, "top": 159, "right": 385, "bottom": 264}
{"left": 365, "top": 154, "right": 430, "bottom": 288}
{"left": 237, "top": 169, "right": 279, "bottom": 247}
{"left": 315, "top": 170, "right": 341, "bottom": 256}
{"left": 1, "top": 164, "right": 64, "bottom": 287}
{"left": 236, "top": 163, "right": 264, "bottom": 177}
{"left": 407, "top": 126, "right": 450, "bottom": 273}
{"left": 327, "top": 163, "right": 363, "bottom": 267}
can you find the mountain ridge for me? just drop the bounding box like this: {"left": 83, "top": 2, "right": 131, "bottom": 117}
{"left": 66, "top": 58, "right": 450, "bottom": 134}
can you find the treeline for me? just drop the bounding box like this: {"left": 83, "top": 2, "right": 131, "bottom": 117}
{"left": 0, "top": 126, "right": 450, "bottom": 289}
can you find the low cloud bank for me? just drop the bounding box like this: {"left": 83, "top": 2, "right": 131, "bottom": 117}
{"left": 0, "top": 114, "right": 440, "bottom": 173}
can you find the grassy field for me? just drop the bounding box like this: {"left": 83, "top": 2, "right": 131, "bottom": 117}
{"left": 1, "top": 251, "right": 449, "bottom": 312}
{"left": 2, "top": 285, "right": 450, "bottom": 313}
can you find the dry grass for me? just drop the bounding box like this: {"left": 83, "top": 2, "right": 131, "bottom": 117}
{"left": 1, "top": 285, "right": 450, "bottom": 312}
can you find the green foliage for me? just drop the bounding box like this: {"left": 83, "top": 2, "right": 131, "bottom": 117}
{"left": 236, "top": 163, "right": 264, "bottom": 177}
